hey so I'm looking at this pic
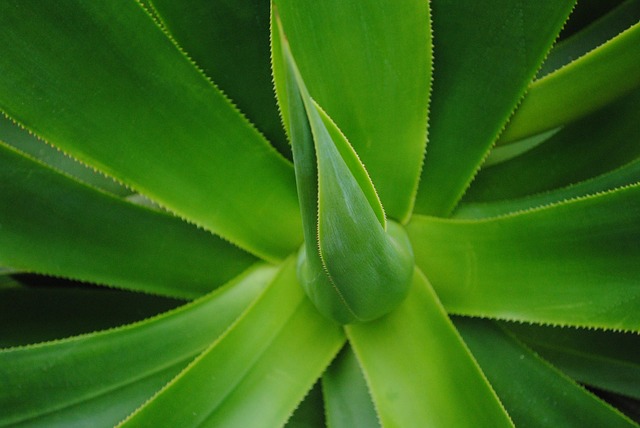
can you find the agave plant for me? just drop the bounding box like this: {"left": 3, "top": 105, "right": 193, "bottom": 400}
{"left": 1, "top": 0, "right": 640, "bottom": 426}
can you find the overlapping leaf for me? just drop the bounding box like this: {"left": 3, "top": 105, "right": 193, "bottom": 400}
{"left": 120, "top": 259, "right": 345, "bottom": 428}
{"left": 347, "top": 269, "right": 513, "bottom": 427}
{"left": 456, "top": 319, "right": 637, "bottom": 427}
{"left": 500, "top": 21, "right": 640, "bottom": 144}
{"left": 0, "top": 266, "right": 274, "bottom": 427}
{"left": 322, "top": 346, "right": 380, "bottom": 428}
{"left": 538, "top": 0, "right": 640, "bottom": 78}
{"left": 0, "top": 142, "right": 255, "bottom": 299}
{"left": 455, "top": 89, "right": 640, "bottom": 217}
{"left": 415, "top": 0, "right": 576, "bottom": 216}
{"left": 409, "top": 185, "right": 640, "bottom": 330}
{"left": 275, "top": 17, "right": 413, "bottom": 323}
{"left": 464, "top": 90, "right": 640, "bottom": 203}
{"left": 505, "top": 322, "right": 640, "bottom": 400}
{"left": 0, "top": 1, "right": 638, "bottom": 426}
{"left": 0, "top": 114, "right": 129, "bottom": 196}
{"left": 148, "top": 0, "right": 289, "bottom": 157}
{"left": 455, "top": 159, "right": 640, "bottom": 219}
{"left": 285, "top": 382, "right": 326, "bottom": 428}
{"left": 273, "top": 0, "right": 431, "bottom": 221}
{"left": 0, "top": 0, "right": 301, "bottom": 261}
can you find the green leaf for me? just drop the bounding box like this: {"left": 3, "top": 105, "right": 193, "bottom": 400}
{"left": 499, "top": 21, "right": 640, "bottom": 144}
{"left": 455, "top": 158, "right": 640, "bottom": 219}
{"left": 0, "top": 281, "right": 181, "bottom": 347}
{"left": 408, "top": 185, "right": 640, "bottom": 330}
{"left": 0, "top": 142, "right": 255, "bottom": 299}
{"left": 414, "top": 0, "right": 576, "bottom": 216}
{"left": 285, "top": 382, "right": 326, "bottom": 428}
{"left": 347, "top": 269, "right": 513, "bottom": 428}
{"left": 464, "top": 89, "right": 640, "bottom": 202}
{"left": 456, "top": 318, "right": 638, "bottom": 428}
{"left": 0, "top": 265, "right": 274, "bottom": 427}
{"left": 276, "top": 19, "right": 414, "bottom": 323}
{"left": 148, "top": 0, "right": 289, "bottom": 158}
{"left": 0, "top": 114, "right": 129, "bottom": 196}
{"left": 505, "top": 322, "right": 640, "bottom": 400}
{"left": 273, "top": 0, "right": 432, "bottom": 221}
{"left": 120, "top": 258, "right": 345, "bottom": 428}
{"left": 482, "top": 128, "right": 559, "bottom": 168}
{"left": 538, "top": 0, "right": 640, "bottom": 78}
{"left": 0, "top": 0, "right": 301, "bottom": 261}
{"left": 322, "top": 345, "right": 380, "bottom": 428}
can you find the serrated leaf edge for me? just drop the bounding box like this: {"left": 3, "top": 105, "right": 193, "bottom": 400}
{"left": 444, "top": 1, "right": 578, "bottom": 216}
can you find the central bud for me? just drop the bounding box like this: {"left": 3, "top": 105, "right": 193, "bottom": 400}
{"left": 276, "top": 17, "right": 414, "bottom": 324}
{"left": 297, "top": 220, "right": 414, "bottom": 324}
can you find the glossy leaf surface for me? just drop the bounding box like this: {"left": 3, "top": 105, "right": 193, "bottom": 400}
{"left": 274, "top": 0, "right": 431, "bottom": 221}
{"left": 0, "top": 0, "right": 301, "bottom": 261}
{"left": 322, "top": 346, "right": 380, "bottom": 428}
{"left": 463, "top": 89, "right": 640, "bottom": 203}
{"left": 148, "top": 0, "right": 289, "bottom": 157}
{"left": 500, "top": 21, "right": 640, "bottom": 144}
{"left": 538, "top": 0, "right": 640, "bottom": 77}
{"left": 456, "top": 318, "right": 637, "bottom": 427}
{"left": 277, "top": 21, "right": 414, "bottom": 323}
{"left": 121, "top": 259, "right": 345, "bottom": 428}
{"left": 455, "top": 159, "right": 640, "bottom": 219}
{"left": 0, "top": 266, "right": 274, "bottom": 427}
{"left": 415, "top": 0, "right": 575, "bottom": 216}
{"left": 285, "top": 382, "right": 326, "bottom": 428}
{"left": 0, "top": 142, "right": 255, "bottom": 299}
{"left": 347, "top": 269, "right": 513, "bottom": 428}
{"left": 506, "top": 323, "right": 640, "bottom": 400}
{"left": 409, "top": 186, "right": 640, "bottom": 330}
{"left": 0, "top": 1, "right": 637, "bottom": 426}
{"left": 0, "top": 114, "right": 129, "bottom": 196}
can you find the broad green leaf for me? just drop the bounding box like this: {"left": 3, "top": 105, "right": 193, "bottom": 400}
{"left": 456, "top": 318, "right": 637, "bottom": 428}
{"left": 277, "top": 20, "right": 414, "bottom": 323}
{"left": 0, "top": 281, "right": 181, "bottom": 347}
{"left": 414, "top": 0, "right": 575, "bottom": 216}
{"left": 285, "top": 382, "right": 326, "bottom": 428}
{"left": 347, "top": 268, "right": 513, "bottom": 428}
{"left": 408, "top": 185, "right": 640, "bottom": 330}
{"left": 500, "top": 21, "right": 640, "bottom": 144}
{"left": 538, "top": 0, "right": 640, "bottom": 78}
{"left": 0, "top": 266, "right": 274, "bottom": 428}
{"left": 148, "top": 0, "right": 289, "bottom": 158}
{"left": 322, "top": 346, "right": 380, "bottom": 428}
{"left": 505, "top": 322, "right": 640, "bottom": 400}
{"left": 457, "top": 89, "right": 640, "bottom": 211}
{"left": 273, "top": 0, "right": 431, "bottom": 221}
{"left": 0, "top": 114, "right": 129, "bottom": 197}
{"left": 0, "top": 142, "right": 255, "bottom": 299}
{"left": 455, "top": 159, "right": 640, "bottom": 219}
{"left": 120, "top": 258, "right": 345, "bottom": 428}
{"left": 0, "top": 0, "right": 301, "bottom": 261}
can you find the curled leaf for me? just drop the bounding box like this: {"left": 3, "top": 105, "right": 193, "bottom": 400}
{"left": 275, "top": 14, "right": 414, "bottom": 324}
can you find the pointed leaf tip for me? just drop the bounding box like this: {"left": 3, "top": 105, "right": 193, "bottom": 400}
{"left": 275, "top": 18, "right": 414, "bottom": 324}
